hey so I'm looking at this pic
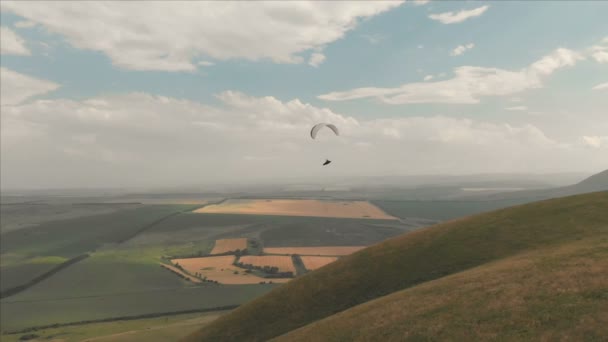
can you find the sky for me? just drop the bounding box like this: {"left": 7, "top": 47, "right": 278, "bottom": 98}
{"left": 1, "top": 1, "right": 607, "bottom": 189}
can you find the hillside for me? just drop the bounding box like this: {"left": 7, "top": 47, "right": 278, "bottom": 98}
{"left": 277, "top": 237, "right": 607, "bottom": 341}
{"left": 185, "top": 191, "right": 608, "bottom": 341}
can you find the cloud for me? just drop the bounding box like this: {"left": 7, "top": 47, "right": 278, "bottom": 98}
{"left": 4, "top": 88, "right": 602, "bottom": 189}
{"left": 450, "top": 43, "right": 474, "bottom": 56}
{"left": 2, "top": 1, "right": 403, "bottom": 71}
{"left": 0, "top": 67, "right": 59, "bottom": 105}
{"left": 592, "top": 82, "right": 608, "bottom": 90}
{"left": 581, "top": 136, "right": 608, "bottom": 148}
{"left": 0, "top": 26, "right": 31, "bottom": 55}
{"left": 505, "top": 106, "right": 528, "bottom": 111}
{"left": 429, "top": 5, "right": 489, "bottom": 24}
{"left": 197, "top": 60, "right": 215, "bottom": 67}
{"left": 308, "top": 52, "right": 326, "bottom": 67}
{"left": 589, "top": 37, "right": 608, "bottom": 63}
{"left": 318, "top": 48, "right": 583, "bottom": 104}
{"left": 423, "top": 75, "right": 434, "bottom": 81}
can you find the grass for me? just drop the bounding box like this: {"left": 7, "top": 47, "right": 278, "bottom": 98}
{"left": 185, "top": 191, "right": 608, "bottom": 342}
{"left": 276, "top": 236, "right": 608, "bottom": 341}
{"left": 0, "top": 311, "right": 228, "bottom": 342}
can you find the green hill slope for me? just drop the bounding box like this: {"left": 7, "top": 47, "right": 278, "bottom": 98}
{"left": 185, "top": 191, "right": 608, "bottom": 342}
{"left": 277, "top": 236, "right": 607, "bottom": 341}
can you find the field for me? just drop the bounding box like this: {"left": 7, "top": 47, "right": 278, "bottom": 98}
{"left": 238, "top": 256, "right": 296, "bottom": 274}
{"left": 210, "top": 238, "right": 248, "bottom": 255}
{"left": 264, "top": 246, "right": 365, "bottom": 256}
{"left": 0, "top": 194, "right": 416, "bottom": 336}
{"left": 186, "top": 192, "right": 608, "bottom": 342}
{"left": 170, "top": 256, "right": 286, "bottom": 284}
{"left": 0, "top": 311, "right": 228, "bottom": 342}
{"left": 194, "top": 199, "right": 396, "bottom": 220}
{"left": 300, "top": 256, "right": 338, "bottom": 271}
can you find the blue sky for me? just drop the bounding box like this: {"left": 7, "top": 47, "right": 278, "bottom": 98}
{"left": 1, "top": 1, "right": 607, "bottom": 188}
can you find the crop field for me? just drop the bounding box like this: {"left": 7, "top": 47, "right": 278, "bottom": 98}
{"left": 194, "top": 199, "right": 396, "bottom": 220}
{"left": 210, "top": 238, "right": 248, "bottom": 255}
{"left": 0, "top": 311, "right": 228, "bottom": 342}
{"left": 264, "top": 246, "right": 365, "bottom": 256}
{"left": 300, "top": 256, "right": 338, "bottom": 271}
{"left": 238, "top": 256, "right": 296, "bottom": 274}
{"left": 170, "top": 256, "right": 285, "bottom": 284}
{"left": 160, "top": 264, "right": 202, "bottom": 283}
{"left": 0, "top": 205, "right": 187, "bottom": 293}
{"left": 0, "top": 284, "right": 272, "bottom": 332}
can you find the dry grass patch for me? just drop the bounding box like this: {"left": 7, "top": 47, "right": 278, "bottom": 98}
{"left": 171, "top": 256, "right": 287, "bottom": 285}
{"left": 193, "top": 199, "right": 396, "bottom": 220}
{"left": 264, "top": 246, "right": 365, "bottom": 256}
{"left": 210, "top": 238, "right": 248, "bottom": 255}
{"left": 300, "top": 256, "right": 338, "bottom": 271}
{"left": 239, "top": 256, "right": 296, "bottom": 274}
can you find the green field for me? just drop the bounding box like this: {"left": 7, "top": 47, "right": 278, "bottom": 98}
{"left": 187, "top": 191, "right": 608, "bottom": 341}
{"left": 1, "top": 311, "right": 228, "bottom": 342}
{"left": 0, "top": 205, "right": 189, "bottom": 294}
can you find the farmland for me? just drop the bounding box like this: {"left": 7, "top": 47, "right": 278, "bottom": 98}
{"left": 170, "top": 256, "right": 286, "bottom": 285}
{"left": 300, "top": 256, "right": 338, "bottom": 271}
{"left": 210, "top": 238, "right": 248, "bottom": 255}
{"left": 238, "top": 256, "right": 296, "bottom": 274}
{"left": 264, "top": 246, "right": 365, "bottom": 256}
{"left": 194, "top": 199, "right": 396, "bottom": 220}
{"left": 0, "top": 195, "right": 417, "bottom": 336}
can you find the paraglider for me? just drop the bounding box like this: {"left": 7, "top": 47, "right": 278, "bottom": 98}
{"left": 310, "top": 123, "right": 339, "bottom": 166}
{"left": 310, "top": 123, "right": 339, "bottom": 139}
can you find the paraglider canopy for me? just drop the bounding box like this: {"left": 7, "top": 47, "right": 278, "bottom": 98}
{"left": 310, "top": 123, "right": 339, "bottom": 139}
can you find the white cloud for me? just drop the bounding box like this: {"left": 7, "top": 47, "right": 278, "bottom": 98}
{"left": 2, "top": 1, "right": 403, "bottom": 71}
{"left": 0, "top": 26, "right": 31, "bottom": 55}
{"left": 505, "top": 106, "right": 528, "bottom": 111}
{"left": 429, "top": 5, "right": 489, "bottom": 24}
{"left": 0, "top": 67, "right": 59, "bottom": 105}
{"left": 581, "top": 136, "right": 608, "bottom": 148}
{"left": 592, "top": 82, "right": 608, "bottom": 90}
{"left": 423, "top": 75, "right": 434, "bottom": 81}
{"left": 197, "top": 60, "right": 215, "bottom": 67}
{"left": 308, "top": 52, "right": 326, "bottom": 67}
{"left": 589, "top": 37, "right": 608, "bottom": 63}
{"left": 450, "top": 43, "right": 474, "bottom": 56}
{"left": 318, "top": 48, "right": 584, "bottom": 104}
{"left": 4, "top": 89, "right": 601, "bottom": 188}
{"left": 14, "top": 20, "right": 36, "bottom": 28}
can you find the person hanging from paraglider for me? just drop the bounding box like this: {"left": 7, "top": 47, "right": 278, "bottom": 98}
{"left": 310, "top": 123, "right": 339, "bottom": 166}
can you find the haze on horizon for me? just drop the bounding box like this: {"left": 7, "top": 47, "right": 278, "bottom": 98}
{"left": 1, "top": 1, "right": 607, "bottom": 190}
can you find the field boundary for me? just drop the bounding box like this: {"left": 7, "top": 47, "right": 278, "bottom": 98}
{"left": 1, "top": 305, "right": 238, "bottom": 335}
{"left": 0, "top": 254, "right": 90, "bottom": 299}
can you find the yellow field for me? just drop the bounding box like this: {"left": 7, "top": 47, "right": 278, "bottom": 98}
{"left": 238, "top": 256, "right": 296, "bottom": 273}
{"left": 193, "top": 199, "right": 396, "bottom": 220}
{"left": 300, "top": 256, "right": 338, "bottom": 271}
{"left": 264, "top": 246, "right": 365, "bottom": 256}
{"left": 210, "top": 238, "right": 248, "bottom": 255}
{"left": 171, "top": 256, "right": 289, "bottom": 284}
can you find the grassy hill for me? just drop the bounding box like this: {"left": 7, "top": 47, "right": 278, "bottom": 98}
{"left": 185, "top": 191, "right": 608, "bottom": 341}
